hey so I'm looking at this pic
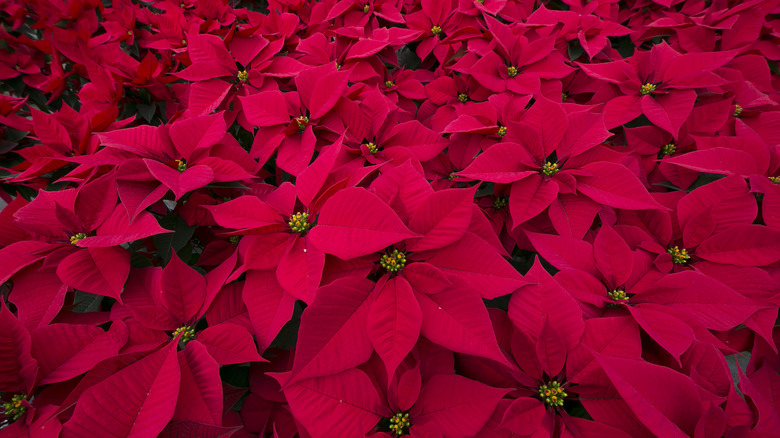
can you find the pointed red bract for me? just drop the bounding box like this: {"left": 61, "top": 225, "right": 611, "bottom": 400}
{"left": 307, "top": 188, "right": 418, "bottom": 260}
{"left": 56, "top": 247, "right": 129, "bottom": 301}
{"left": 279, "top": 368, "right": 383, "bottom": 438}
{"left": 367, "top": 276, "right": 422, "bottom": 380}
{"left": 594, "top": 354, "right": 705, "bottom": 437}
{"left": 62, "top": 341, "right": 181, "bottom": 438}
{"left": 288, "top": 278, "right": 374, "bottom": 386}
{"left": 160, "top": 252, "right": 207, "bottom": 324}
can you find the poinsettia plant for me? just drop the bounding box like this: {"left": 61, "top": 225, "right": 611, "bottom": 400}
{"left": 0, "top": 0, "right": 778, "bottom": 437}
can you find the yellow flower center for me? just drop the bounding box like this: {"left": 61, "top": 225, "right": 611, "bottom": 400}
{"left": 493, "top": 196, "right": 507, "bottom": 209}
{"left": 288, "top": 212, "right": 311, "bottom": 233}
{"left": 476, "top": 0, "right": 484, "bottom": 3}
{"left": 181, "top": 39, "right": 187, "bottom": 46}
{"left": 295, "top": 116, "right": 309, "bottom": 132}
{"left": 608, "top": 289, "right": 629, "bottom": 302}
{"left": 496, "top": 126, "right": 507, "bottom": 137}
{"left": 229, "top": 235, "right": 241, "bottom": 244}
{"left": 541, "top": 162, "right": 560, "bottom": 176}
{"left": 431, "top": 25, "right": 442, "bottom": 35}
{"left": 667, "top": 246, "right": 690, "bottom": 264}
{"left": 2, "top": 393, "right": 27, "bottom": 422}
{"left": 385, "top": 80, "right": 395, "bottom": 88}
{"left": 507, "top": 66, "right": 518, "bottom": 77}
{"left": 734, "top": 104, "right": 743, "bottom": 117}
{"left": 539, "top": 381, "right": 567, "bottom": 407}
{"left": 363, "top": 3, "right": 370, "bottom": 12}
{"left": 458, "top": 93, "right": 468, "bottom": 103}
{"left": 388, "top": 412, "right": 411, "bottom": 436}
{"left": 175, "top": 159, "right": 187, "bottom": 172}
{"left": 640, "top": 83, "right": 657, "bottom": 95}
{"left": 70, "top": 233, "right": 87, "bottom": 245}
{"left": 769, "top": 176, "right": 780, "bottom": 184}
{"left": 380, "top": 249, "right": 406, "bottom": 273}
{"left": 173, "top": 326, "right": 196, "bottom": 344}
{"left": 237, "top": 70, "right": 248, "bottom": 82}
{"left": 561, "top": 92, "right": 568, "bottom": 101}
{"left": 365, "top": 142, "right": 378, "bottom": 154}
{"left": 662, "top": 143, "right": 676, "bottom": 156}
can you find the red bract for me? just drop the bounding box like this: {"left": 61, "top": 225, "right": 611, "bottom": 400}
{"left": 580, "top": 42, "right": 737, "bottom": 138}
{"left": 1, "top": 0, "right": 779, "bottom": 436}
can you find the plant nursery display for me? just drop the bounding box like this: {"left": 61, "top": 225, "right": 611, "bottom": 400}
{"left": 0, "top": 0, "right": 778, "bottom": 437}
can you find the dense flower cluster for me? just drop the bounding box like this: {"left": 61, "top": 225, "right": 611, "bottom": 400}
{"left": 0, "top": 0, "right": 779, "bottom": 436}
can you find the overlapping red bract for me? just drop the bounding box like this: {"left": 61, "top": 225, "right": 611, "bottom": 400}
{"left": 0, "top": 0, "right": 779, "bottom": 437}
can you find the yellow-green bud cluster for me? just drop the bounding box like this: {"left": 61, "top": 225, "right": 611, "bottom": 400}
{"left": 734, "top": 104, "right": 743, "bottom": 117}
{"left": 541, "top": 162, "right": 560, "bottom": 176}
{"left": 288, "top": 212, "right": 311, "bottom": 233}
{"left": 667, "top": 246, "right": 690, "bottom": 264}
{"left": 608, "top": 289, "right": 628, "bottom": 302}
{"left": 770, "top": 176, "right": 780, "bottom": 184}
{"left": 380, "top": 249, "right": 406, "bottom": 273}
{"left": 389, "top": 412, "right": 411, "bottom": 436}
{"left": 175, "top": 159, "right": 187, "bottom": 172}
{"left": 365, "top": 142, "right": 378, "bottom": 154}
{"left": 295, "top": 116, "right": 309, "bottom": 132}
{"left": 640, "top": 83, "right": 657, "bottom": 95}
{"left": 363, "top": 3, "right": 370, "bottom": 12}
{"left": 229, "top": 235, "right": 241, "bottom": 244}
{"left": 662, "top": 143, "right": 676, "bottom": 156}
{"left": 496, "top": 126, "right": 507, "bottom": 137}
{"left": 237, "top": 70, "right": 248, "bottom": 82}
{"left": 173, "top": 326, "right": 196, "bottom": 344}
{"left": 493, "top": 196, "right": 507, "bottom": 209}
{"left": 2, "top": 394, "right": 27, "bottom": 421}
{"left": 507, "top": 66, "right": 518, "bottom": 78}
{"left": 385, "top": 80, "right": 395, "bottom": 88}
{"left": 431, "top": 25, "right": 442, "bottom": 36}
{"left": 458, "top": 93, "right": 468, "bottom": 103}
{"left": 561, "top": 92, "right": 568, "bottom": 101}
{"left": 539, "top": 381, "right": 567, "bottom": 407}
{"left": 70, "top": 233, "right": 87, "bottom": 245}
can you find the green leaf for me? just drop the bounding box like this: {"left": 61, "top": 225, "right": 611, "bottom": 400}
{"left": 73, "top": 290, "right": 104, "bottom": 313}
{"left": 153, "top": 214, "right": 196, "bottom": 264}
{"left": 137, "top": 104, "right": 156, "bottom": 123}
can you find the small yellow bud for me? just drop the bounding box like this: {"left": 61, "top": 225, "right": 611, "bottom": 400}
{"left": 539, "top": 381, "right": 566, "bottom": 407}
{"left": 541, "top": 162, "right": 560, "bottom": 176}
{"left": 173, "top": 326, "right": 196, "bottom": 344}
{"left": 640, "top": 82, "right": 657, "bottom": 95}
{"left": 380, "top": 249, "right": 406, "bottom": 273}
{"left": 365, "top": 142, "right": 378, "bottom": 154}
{"left": 237, "top": 70, "right": 248, "bottom": 82}
{"left": 667, "top": 246, "right": 690, "bottom": 264}
{"left": 431, "top": 25, "right": 442, "bottom": 36}
{"left": 2, "top": 393, "right": 28, "bottom": 422}
{"left": 295, "top": 116, "right": 309, "bottom": 132}
{"left": 288, "top": 212, "right": 311, "bottom": 233}
{"left": 608, "top": 289, "right": 629, "bottom": 302}
{"left": 507, "top": 66, "right": 518, "bottom": 77}
{"left": 70, "top": 233, "right": 87, "bottom": 245}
